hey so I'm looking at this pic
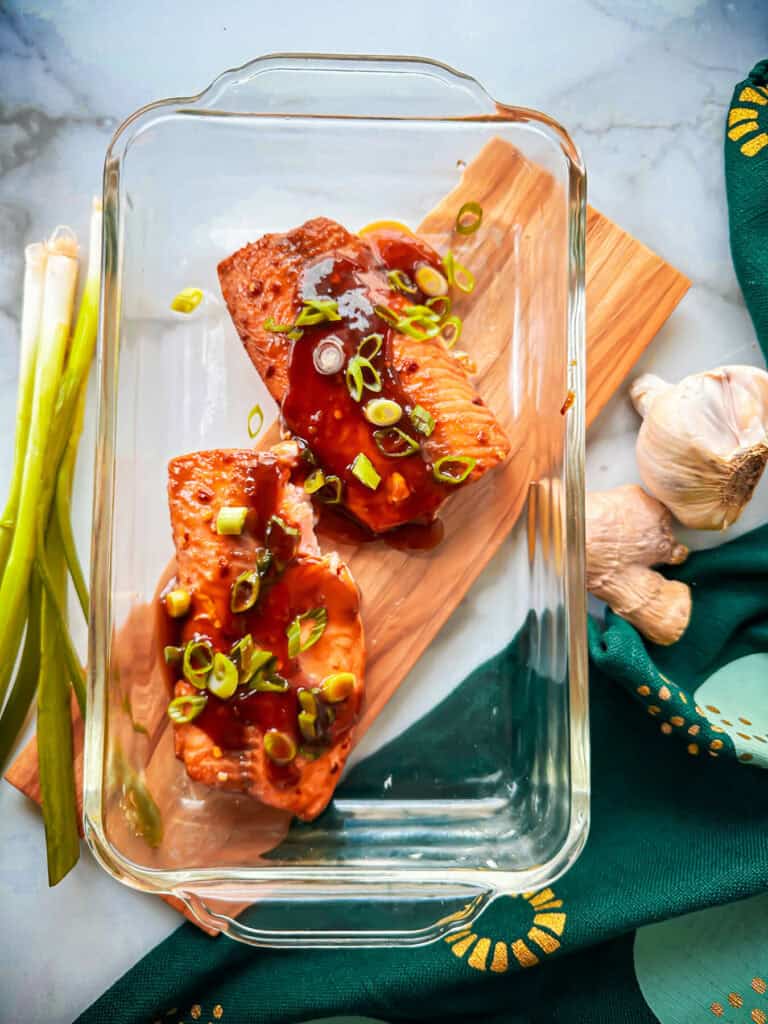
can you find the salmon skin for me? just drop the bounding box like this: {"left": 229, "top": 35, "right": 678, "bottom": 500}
{"left": 167, "top": 444, "right": 364, "bottom": 820}
{"left": 218, "top": 217, "right": 511, "bottom": 534}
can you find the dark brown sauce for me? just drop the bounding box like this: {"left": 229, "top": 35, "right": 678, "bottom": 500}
{"left": 281, "top": 230, "right": 450, "bottom": 536}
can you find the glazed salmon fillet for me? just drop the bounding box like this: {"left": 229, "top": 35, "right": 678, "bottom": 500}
{"left": 167, "top": 444, "right": 364, "bottom": 820}
{"left": 218, "top": 217, "right": 510, "bottom": 533}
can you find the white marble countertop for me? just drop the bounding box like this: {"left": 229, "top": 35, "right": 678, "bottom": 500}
{"left": 2, "top": 1, "right": 767, "bottom": 1021}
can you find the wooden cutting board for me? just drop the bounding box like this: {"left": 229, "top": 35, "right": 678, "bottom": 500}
{"left": 6, "top": 138, "right": 690, "bottom": 929}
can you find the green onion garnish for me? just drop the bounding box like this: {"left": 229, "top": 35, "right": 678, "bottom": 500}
{"left": 286, "top": 606, "right": 328, "bottom": 659}
{"left": 298, "top": 689, "right": 318, "bottom": 715}
{"left": 394, "top": 315, "right": 440, "bottom": 342}
{"left": 432, "top": 455, "right": 477, "bottom": 484}
{"left": 208, "top": 652, "right": 239, "bottom": 700}
{"left": 247, "top": 404, "right": 264, "bottom": 439}
{"left": 455, "top": 201, "right": 483, "bottom": 235}
{"left": 216, "top": 506, "right": 248, "bottom": 535}
{"left": 256, "top": 547, "right": 273, "bottom": 577}
{"left": 298, "top": 710, "right": 318, "bottom": 741}
{"left": 364, "top": 397, "right": 402, "bottom": 427}
{"left": 263, "top": 729, "right": 297, "bottom": 765}
{"left": 351, "top": 452, "right": 382, "bottom": 489}
{"left": 230, "top": 569, "right": 260, "bottom": 614}
{"left": 163, "top": 645, "right": 183, "bottom": 665}
{"left": 252, "top": 671, "right": 289, "bottom": 693}
{"left": 357, "top": 333, "right": 383, "bottom": 360}
{"left": 442, "top": 251, "right": 475, "bottom": 293}
{"left": 409, "top": 405, "right": 435, "bottom": 437}
{"left": 231, "top": 635, "right": 275, "bottom": 685}
{"left": 373, "top": 303, "right": 400, "bottom": 327}
{"left": 439, "top": 315, "right": 463, "bottom": 349}
{"left": 265, "top": 514, "right": 300, "bottom": 570}
{"left": 316, "top": 474, "right": 343, "bottom": 505}
{"left": 373, "top": 427, "right": 420, "bottom": 458}
{"left": 165, "top": 588, "right": 190, "bottom": 618}
{"left": 414, "top": 264, "right": 449, "bottom": 297}
{"left": 167, "top": 693, "right": 207, "bottom": 724}
{"left": 387, "top": 269, "right": 418, "bottom": 295}
{"left": 303, "top": 468, "right": 326, "bottom": 494}
{"left": 426, "top": 295, "right": 452, "bottom": 319}
{"left": 321, "top": 672, "right": 356, "bottom": 703}
{"left": 295, "top": 298, "right": 341, "bottom": 326}
{"left": 403, "top": 304, "right": 440, "bottom": 320}
{"left": 345, "top": 355, "right": 382, "bottom": 402}
{"left": 170, "top": 287, "right": 204, "bottom": 314}
{"left": 182, "top": 639, "right": 214, "bottom": 688}
{"left": 264, "top": 315, "right": 303, "bottom": 341}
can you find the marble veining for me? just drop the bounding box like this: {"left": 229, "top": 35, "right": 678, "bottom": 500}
{"left": 1, "top": 1, "right": 767, "bottom": 1020}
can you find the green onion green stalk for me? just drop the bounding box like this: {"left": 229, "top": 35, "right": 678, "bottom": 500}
{"left": 0, "top": 198, "right": 103, "bottom": 886}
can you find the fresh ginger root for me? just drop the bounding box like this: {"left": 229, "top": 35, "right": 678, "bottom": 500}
{"left": 586, "top": 484, "right": 691, "bottom": 646}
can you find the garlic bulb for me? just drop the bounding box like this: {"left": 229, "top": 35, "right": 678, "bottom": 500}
{"left": 630, "top": 365, "right": 768, "bottom": 530}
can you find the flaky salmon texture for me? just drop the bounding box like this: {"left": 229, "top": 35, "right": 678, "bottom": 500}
{"left": 167, "top": 443, "right": 364, "bottom": 821}
{"left": 218, "top": 216, "right": 511, "bottom": 534}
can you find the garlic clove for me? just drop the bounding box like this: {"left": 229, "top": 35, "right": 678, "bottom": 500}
{"left": 631, "top": 364, "right": 768, "bottom": 530}
{"left": 586, "top": 484, "right": 691, "bottom": 646}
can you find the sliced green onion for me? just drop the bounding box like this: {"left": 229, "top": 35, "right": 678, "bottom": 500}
{"left": 298, "top": 711, "right": 318, "bottom": 742}
{"left": 298, "top": 689, "right": 318, "bottom": 715}
{"left": 182, "top": 639, "right": 214, "bottom": 688}
{"left": 395, "top": 315, "right": 440, "bottom": 342}
{"left": 170, "top": 287, "right": 203, "bottom": 314}
{"left": 442, "top": 251, "right": 475, "bottom": 293}
{"left": 409, "top": 404, "right": 435, "bottom": 438}
{"left": 165, "top": 588, "right": 190, "bottom": 618}
{"left": 316, "top": 475, "right": 343, "bottom": 505}
{"left": 208, "top": 652, "right": 238, "bottom": 700}
{"left": 426, "top": 295, "right": 452, "bottom": 319}
{"left": 313, "top": 336, "right": 345, "bottom": 375}
{"left": 265, "top": 514, "right": 300, "bottom": 570}
{"left": 216, "top": 506, "right": 248, "bottom": 535}
{"left": 167, "top": 693, "right": 207, "bottom": 724}
{"left": 373, "top": 303, "right": 399, "bottom": 327}
{"left": 364, "top": 398, "right": 402, "bottom": 427}
{"left": 357, "top": 332, "right": 383, "bottom": 360}
{"left": 304, "top": 468, "right": 326, "bottom": 494}
{"left": 247, "top": 404, "right": 264, "bottom": 439}
{"left": 256, "top": 547, "right": 273, "bottom": 577}
{"left": 455, "top": 201, "right": 483, "bottom": 235}
{"left": 295, "top": 298, "right": 341, "bottom": 326}
{"left": 345, "top": 355, "right": 382, "bottom": 401}
{"left": 433, "top": 455, "right": 477, "bottom": 485}
{"left": 403, "top": 304, "right": 440, "bottom": 320}
{"left": 286, "top": 606, "right": 328, "bottom": 659}
{"left": 387, "top": 269, "right": 418, "bottom": 295}
{"left": 414, "top": 264, "right": 449, "bottom": 297}
{"left": 345, "top": 356, "right": 364, "bottom": 402}
{"left": 231, "top": 635, "right": 275, "bottom": 684}
{"left": 163, "top": 645, "right": 183, "bottom": 665}
{"left": 263, "top": 729, "right": 297, "bottom": 765}
{"left": 321, "top": 672, "right": 356, "bottom": 703}
{"left": 252, "top": 671, "right": 289, "bottom": 693}
{"left": 230, "top": 569, "right": 260, "bottom": 614}
{"left": 439, "top": 315, "right": 463, "bottom": 349}
{"left": 264, "top": 315, "right": 303, "bottom": 342}
{"left": 351, "top": 452, "right": 381, "bottom": 490}
{"left": 373, "top": 427, "right": 420, "bottom": 458}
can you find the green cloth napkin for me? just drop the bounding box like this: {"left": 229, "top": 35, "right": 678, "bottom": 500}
{"left": 727, "top": 60, "right": 768, "bottom": 353}
{"left": 79, "top": 526, "right": 768, "bottom": 1024}
{"left": 77, "top": 63, "right": 768, "bottom": 1024}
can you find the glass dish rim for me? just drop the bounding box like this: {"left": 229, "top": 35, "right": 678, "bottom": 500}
{"left": 83, "top": 51, "right": 590, "bottom": 947}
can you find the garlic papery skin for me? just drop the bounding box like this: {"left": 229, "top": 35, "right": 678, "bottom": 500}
{"left": 586, "top": 485, "right": 691, "bottom": 646}
{"left": 630, "top": 365, "right": 768, "bottom": 530}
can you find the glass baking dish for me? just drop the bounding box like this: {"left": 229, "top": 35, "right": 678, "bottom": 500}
{"left": 84, "top": 54, "right": 588, "bottom": 948}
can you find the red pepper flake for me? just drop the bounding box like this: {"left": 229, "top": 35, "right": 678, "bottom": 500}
{"left": 560, "top": 390, "right": 575, "bottom": 415}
